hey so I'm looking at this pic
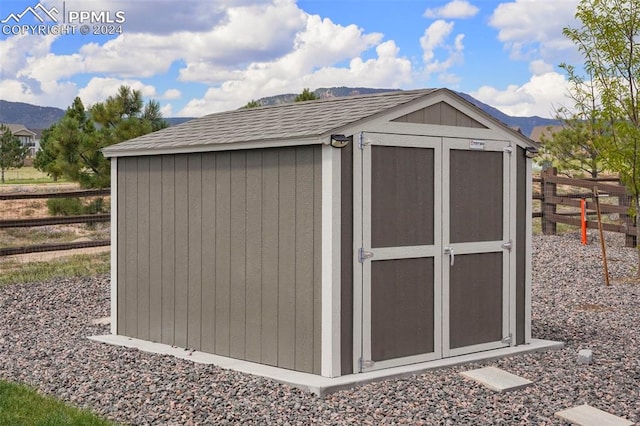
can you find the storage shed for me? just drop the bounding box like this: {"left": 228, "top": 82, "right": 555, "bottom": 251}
{"left": 102, "top": 88, "right": 537, "bottom": 378}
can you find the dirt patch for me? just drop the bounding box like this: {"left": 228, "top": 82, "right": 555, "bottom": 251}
{"left": 1, "top": 246, "right": 110, "bottom": 265}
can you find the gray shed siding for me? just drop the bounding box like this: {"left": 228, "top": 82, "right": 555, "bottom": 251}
{"left": 116, "top": 146, "right": 322, "bottom": 374}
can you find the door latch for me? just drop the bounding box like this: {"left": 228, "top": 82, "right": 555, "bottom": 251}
{"left": 358, "top": 248, "right": 374, "bottom": 263}
{"left": 502, "top": 240, "right": 513, "bottom": 251}
{"left": 444, "top": 247, "right": 455, "bottom": 266}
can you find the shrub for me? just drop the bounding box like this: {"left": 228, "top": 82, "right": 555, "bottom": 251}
{"left": 47, "top": 197, "right": 83, "bottom": 216}
{"left": 46, "top": 197, "right": 108, "bottom": 216}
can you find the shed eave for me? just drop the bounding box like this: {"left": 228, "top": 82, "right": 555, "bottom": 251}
{"left": 102, "top": 135, "right": 325, "bottom": 158}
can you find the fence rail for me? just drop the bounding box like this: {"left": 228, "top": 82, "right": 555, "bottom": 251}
{"left": 0, "top": 188, "right": 111, "bottom": 257}
{"left": 535, "top": 168, "right": 637, "bottom": 247}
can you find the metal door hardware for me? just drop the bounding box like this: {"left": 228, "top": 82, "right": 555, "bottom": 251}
{"left": 444, "top": 247, "right": 455, "bottom": 266}
{"left": 358, "top": 248, "right": 374, "bottom": 263}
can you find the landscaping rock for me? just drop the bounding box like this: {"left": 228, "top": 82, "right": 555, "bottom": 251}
{"left": 0, "top": 231, "right": 638, "bottom": 425}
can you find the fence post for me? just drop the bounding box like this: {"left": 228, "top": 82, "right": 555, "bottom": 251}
{"left": 620, "top": 193, "right": 637, "bottom": 248}
{"left": 541, "top": 166, "right": 557, "bottom": 235}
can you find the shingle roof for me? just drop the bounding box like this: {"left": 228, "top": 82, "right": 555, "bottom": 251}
{"left": 0, "top": 123, "right": 36, "bottom": 136}
{"left": 102, "top": 89, "right": 437, "bottom": 156}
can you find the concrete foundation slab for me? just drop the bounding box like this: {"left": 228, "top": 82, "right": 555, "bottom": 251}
{"left": 89, "top": 335, "right": 563, "bottom": 396}
{"left": 460, "top": 366, "right": 533, "bottom": 392}
{"left": 555, "top": 404, "right": 634, "bottom": 426}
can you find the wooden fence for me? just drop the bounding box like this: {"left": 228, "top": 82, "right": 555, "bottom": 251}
{"left": 534, "top": 167, "right": 637, "bottom": 247}
{"left": 0, "top": 188, "right": 111, "bottom": 256}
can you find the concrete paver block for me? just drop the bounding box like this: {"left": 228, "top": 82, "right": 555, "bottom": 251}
{"left": 555, "top": 404, "right": 633, "bottom": 426}
{"left": 577, "top": 349, "right": 593, "bottom": 365}
{"left": 459, "top": 366, "right": 532, "bottom": 392}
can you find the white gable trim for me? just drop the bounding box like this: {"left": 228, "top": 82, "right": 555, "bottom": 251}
{"left": 327, "top": 90, "right": 534, "bottom": 150}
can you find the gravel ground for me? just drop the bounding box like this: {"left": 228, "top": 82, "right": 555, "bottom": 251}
{"left": 1, "top": 232, "right": 639, "bottom": 425}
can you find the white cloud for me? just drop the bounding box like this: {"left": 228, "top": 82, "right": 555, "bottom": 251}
{"left": 0, "top": 34, "right": 57, "bottom": 79}
{"left": 160, "top": 103, "right": 173, "bottom": 117}
{"left": 489, "top": 0, "right": 579, "bottom": 62}
{"left": 178, "top": 39, "right": 412, "bottom": 117}
{"left": 64, "top": 0, "right": 307, "bottom": 79}
{"left": 162, "top": 89, "right": 181, "bottom": 100}
{"left": 471, "top": 72, "right": 570, "bottom": 117}
{"left": 420, "top": 20, "right": 464, "bottom": 81}
{"left": 77, "top": 77, "right": 158, "bottom": 107}
{"left": 0, "top": 78, "right": 78, "bottom": 108}
{"left": 421, "top": 20, "right": 454, "bottom": 63}
{"left": 529, "top": 59, "right": 554, "bottom": 76}
{"left": 424, "top": 0, "right": 479, "bottom": 19}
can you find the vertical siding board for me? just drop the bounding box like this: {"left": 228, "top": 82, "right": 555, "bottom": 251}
{"left": 424, "top": 103, "right": 442, "bottom": 124}
{"left": 313, "top": 145, "right": 323, "bottom": 375}
{"left": 124, "top": 158, "right": 138, "bottom": 337}
{"left": 260, "top": 150, "right": 279, "bottom": 366}
{"left": 278, "top": 148, "right": 297, "bottom": 370}
{"left": 137, "top": 157, "right": 151, "bottom": 341}
{"left": 161, "top": 156, "right": 176, "bottom": 344}
{"left": 294, "top": 147, "right": 315, "bottom": 373}
{"left": 188, "top": 154, "right": 203, "bottom": 349}
{"left": 201, "top": 153, "right": 217, "bottom": 353}
{"left": 215, "top": 152, "right": 232, "bottom": 356}
{"left": 245, "top": 151, "right": 263, "bottom": 363}
{"left": 441, "top": 103, "right": 458, "bottom": 126}
{"left": 174, "top": 155, "right": 189, "bottom": 348}
{"left": 229, "top": 152, "right": 247, "bottom": 359}
{"left": 340, "top": 143, "right": 354, "bottom": 375}
{"left": 117, "top": 161, "right": 127, "bottom": 334}
{"left": 148, "top": 157, "right": 163, "bottom": 343}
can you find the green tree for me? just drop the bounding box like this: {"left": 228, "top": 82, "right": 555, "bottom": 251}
{"left": 0, "top": 125, "right": 29, "bottom": 183}
{"left": 34, "top": 126, "right": 63, "bottom": 181}
{"left": 294, "top": 88, "right": 318, "bottom": 102}
{"left": 244, "top": 99, "right": 261, "bottom": 108}
{"left": 563, "top": 0, "right": 640, "bottom": 270}
{"left": 538, "top": 108, "right": 604, "bottom": 178}
{"left": 40, "top": 86, "right": 168, "bottom": 188}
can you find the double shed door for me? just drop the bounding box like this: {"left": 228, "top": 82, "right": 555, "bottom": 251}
{"left": 355, "top": 132, "right": 515, "bottom": 372}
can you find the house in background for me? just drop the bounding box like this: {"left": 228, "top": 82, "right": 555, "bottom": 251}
{"left": 0, "top": 123, "right": 39, "bottom": 156}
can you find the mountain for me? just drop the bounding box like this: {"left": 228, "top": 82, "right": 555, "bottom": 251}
{"left": 0, "top": 100, "right": 195, "bottom": 130}
{"left": 0, "top": 100, "right": 64, "bottom": 129}
{"left": 454, "top": 92, "right": 559, "bottom": 137}
{"left": 1, "top": 88, "right": 559, "bottom": 137}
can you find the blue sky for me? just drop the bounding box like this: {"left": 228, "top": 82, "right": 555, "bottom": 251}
{"left": 0, "top": 0, "right": 583, "bottom": 119}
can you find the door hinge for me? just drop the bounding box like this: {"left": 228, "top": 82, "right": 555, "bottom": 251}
{"left": 358, "top": 132, "right": 371, "bottom": 149}
{"left": 502, "top": 240, "right": 513, "bottom": 251}
{"left": 358, "top": 248, "right": 374, "bottom": 263}
{"left": 503, "top": 146, "right": 513, "bottom": 154}
{"left": 359, "top": 357, "right": 375, "bottom": 370}
{"left": 502, "top": 334, "right": 512, "bottom": 344}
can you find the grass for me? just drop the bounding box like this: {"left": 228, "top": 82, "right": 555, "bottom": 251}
{"left": 0, "top": 252, "right": 110, "bottom": 286}
{"left": 0, "top": 380, "right": 114, "bottom": 425}
{"left": 1, "top": 166, "right": 64, "bottom": 184}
